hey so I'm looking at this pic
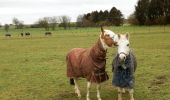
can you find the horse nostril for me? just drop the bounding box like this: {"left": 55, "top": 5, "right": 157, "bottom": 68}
{"left": 123, "top": 56, "right": 126, "bottom": 60}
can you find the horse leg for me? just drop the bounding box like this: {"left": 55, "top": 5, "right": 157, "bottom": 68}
{"left": 96, "top": 84, "right": 102, "bottom": 100}
{"left": 86, "top": 82, "right": 91, "bottom": 100}
{"left": 128, "top": 89, "right": 134, "bottom": 100}
{"left": 122, "top": 88, "right": 125, "bottom": 93}
{"left": 74, "top": 79, "right": 81, "bottom": 98}
{"left": 117, "top": 87, "right": 123, "bottom": 100}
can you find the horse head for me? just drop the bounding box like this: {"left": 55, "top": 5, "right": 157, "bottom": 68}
{"left": 116, "top": 33, "right": 130, "bottom": 62}
{"left": 100, "top": 26, "right": 118, "bottom": 49}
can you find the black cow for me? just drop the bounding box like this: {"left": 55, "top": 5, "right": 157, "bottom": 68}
{"left": 5, "top": 33, "right": 11, "bottom": 37}
{"left": 21, "top": 33, "right": 24, "bottom": 37}
{"left": 45, "top": 32, "right": 52, "bottom": 36}
{"left": 25, "top": 32, "right": 31, "bottom": 36}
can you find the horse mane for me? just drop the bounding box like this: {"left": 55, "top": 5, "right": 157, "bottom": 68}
{"left": 89, "top": 38, "right": 107, "bottom": 69}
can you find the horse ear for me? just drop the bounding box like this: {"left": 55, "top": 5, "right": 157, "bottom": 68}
{"left": 101, "top": 26, "right": 104, "bottom": 38}
{"left": 126, "top": 33, "right": 129, "bottom": 39}
{"left": 118, "top": 34, "right": 121, "bottom": 39}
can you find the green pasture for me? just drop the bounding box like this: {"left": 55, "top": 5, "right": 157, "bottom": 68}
{"left": 0, "top": 26, "right": 170, "bottom": 100}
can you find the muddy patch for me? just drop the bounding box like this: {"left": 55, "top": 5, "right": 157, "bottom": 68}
{"left": 151, "top": 75, "right": 168, "bottom": 85}
{"left": 149, "top": 75, "right": 168, "bottom": 91}
{"left": 56, "top": 91, "right": 77, "bottom": 100}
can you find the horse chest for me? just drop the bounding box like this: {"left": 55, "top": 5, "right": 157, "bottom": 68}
{"left": 112, "top": 52, "right": 137, "bottom": 89}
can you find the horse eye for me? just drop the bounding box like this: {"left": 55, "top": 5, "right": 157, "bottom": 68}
{"left": 105, "top": 34, "right": 110, "bottom": 37}
{"left": 127, "top": 44, "right": 129, "bottom": 46}
{"left": 115, "top": 44, "right": 119, "bottom": 46}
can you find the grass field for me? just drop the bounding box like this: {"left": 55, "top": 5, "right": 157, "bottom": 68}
{"left": 0, "top": 26, "right": 170, "bottom": 100}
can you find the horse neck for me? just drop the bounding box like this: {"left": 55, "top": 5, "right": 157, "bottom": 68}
{"left": 90, "top": 38, "right": 107, "bottom": 61}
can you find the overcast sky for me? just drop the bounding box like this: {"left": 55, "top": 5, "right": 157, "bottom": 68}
{"left": 0, "top": 0, "right": 138, "bottom": 25}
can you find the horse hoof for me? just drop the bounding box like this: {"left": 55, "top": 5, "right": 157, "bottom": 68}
{"left": 78, "top": 95, "right": 81, "bottom": 99}
{"left": 122, "top": 88, "right": 125, "bottom": 93}
{"left": 118, "top": 98, "right": 122, "bottom": 100}
{"left": 98, "top": 98, "right": 102, "bottom": 100}
{"left": 87, "top": 98, "right": 90, "bottom": 100}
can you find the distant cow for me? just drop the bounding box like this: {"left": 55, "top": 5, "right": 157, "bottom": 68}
{"left": 21, "top": 33, "right": 24, "bottom": 37}
{"left": 25, "top": 32, "right": 31, "bottom": 36}
{"left": 5, "top": 33, "right": 11, "bottom": 37}
{"left": 20, "top": 32, "right": 31, "bottom": 37}
{"left": 45, "top": 32, "right": 52, "bottom": 36}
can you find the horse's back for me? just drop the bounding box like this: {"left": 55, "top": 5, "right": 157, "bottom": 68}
{"left": 66, "top": 48, "right": 87, "bottom": 61}
{"left": 66, "top": 48, "right": 89, "bottom": 78}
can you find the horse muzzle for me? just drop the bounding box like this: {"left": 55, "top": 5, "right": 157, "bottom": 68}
{"left": 119, "top": 52, "right": 127, "bottom": 62}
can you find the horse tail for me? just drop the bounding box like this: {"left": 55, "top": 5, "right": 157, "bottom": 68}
{"left": 70, "top": 78, "right": 75, "bottom": 85}
{"left": 66, "top": 54, "right": 75, "bottom": 85}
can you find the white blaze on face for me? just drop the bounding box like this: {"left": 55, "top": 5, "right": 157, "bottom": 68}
{"left": 104, "top": 30, "right": 116, "bottom": 38}
{"left": 117, "top": 34, "right": 130, "bottom": 61}
{"left": 100, "top": 30, "right": 117, "bottom": 49}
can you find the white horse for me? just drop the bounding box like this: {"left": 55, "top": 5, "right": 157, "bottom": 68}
{"left": 112, "top": 33, "right": 137, "bottom": 100}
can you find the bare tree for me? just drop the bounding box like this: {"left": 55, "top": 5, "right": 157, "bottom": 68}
{"left": 38, "top": 17, "right": 50, "bottom": 31}
{"left": 59, "top": 15, "right": 71, "bottom": 29}
{"left": 49, "top": 16, "right": 60, "bottom": 30}
{"left": 12, "top": 17, "right": 24, "bottom": 29}
{"left": 0, "top": 23, "right": 2, "bottom": 28}
{"left": 18, "top": 21, "right": 24, "bottom": 29}
{"left": 76, "top": 15, "right": 83, "bottom": 27}
{"left": 4, "top": 24, "right": 9, "bottom": 32}
{"left": 13, "top": 17, "right": 19, "bottom": 28}
{"left": 127, "top": 13, "right": 139, "bottom": 25}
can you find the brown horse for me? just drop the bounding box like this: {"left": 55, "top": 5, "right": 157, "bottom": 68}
{"left": 66, "top": 27, "right": 117, "bottom": 100}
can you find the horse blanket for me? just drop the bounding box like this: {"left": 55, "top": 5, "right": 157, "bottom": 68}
{"left": 66, "top": 38, "right": 109, "bottom": 83}
{"left": 112, "top": 51, "right": 137, "bottom": 89}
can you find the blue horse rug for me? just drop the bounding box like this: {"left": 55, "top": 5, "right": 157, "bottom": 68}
{"left": 112, "top": 51, "right": 137, "bottom": 89}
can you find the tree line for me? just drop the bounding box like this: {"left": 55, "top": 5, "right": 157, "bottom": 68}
{"left": 3, "top": 15, "right": 72, "bottom": 32}
{"left": 2, "top": 6, "right": 124, "bottom": 32}
{"left": 31, "top": 16, "right": 71, "bottom": 30}
{"left": 76, "top": 7, "right": 124, "bottom": 27}
{"left": 35, "top": 6, "right": 124, "bottom": 29}
{"left": 129, "top": 0, "right": 170, "bottom": 25}
{"left": 2, "top": 0, "right": 170, "bottom": 32}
